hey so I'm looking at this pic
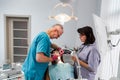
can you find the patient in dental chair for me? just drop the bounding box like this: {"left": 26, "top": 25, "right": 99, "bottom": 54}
{"left": 45, "top": 49, "right": 74, "bottom": 80}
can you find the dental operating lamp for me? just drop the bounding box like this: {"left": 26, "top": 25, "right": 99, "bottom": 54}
{"left": 49, "top": 2, "right": 77, "bottom": 25}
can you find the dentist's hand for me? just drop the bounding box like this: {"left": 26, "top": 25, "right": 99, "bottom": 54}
{"left": 51, "top": 54, "right": 58, "bottom": 61}
{"left": 58, "top": 48, "right": 64, "bottom": 56}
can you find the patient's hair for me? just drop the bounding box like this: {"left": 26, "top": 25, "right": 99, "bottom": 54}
{"left": 51, "top": 49, "right": 71, "bottom": 65}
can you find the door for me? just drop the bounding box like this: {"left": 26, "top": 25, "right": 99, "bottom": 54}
{"left": 6, "top": 16, "right": 30, "bottom": 63}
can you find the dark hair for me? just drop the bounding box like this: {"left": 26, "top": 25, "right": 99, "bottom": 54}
{"left": 51, "top": 49, "right": 71, "bottom": 65}
{"left": 77, "top": 26, "right": 95, "bottom": 45}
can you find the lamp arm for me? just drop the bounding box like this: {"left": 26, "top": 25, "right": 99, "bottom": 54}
{"left": 108, "top": 29, "right": 120, "bottom": 35}
{"left": 108, "top": 38, "right": 120, "bottom": 47}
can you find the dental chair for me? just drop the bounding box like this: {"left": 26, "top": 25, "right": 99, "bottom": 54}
{"left": 62, "top": 49, "right": 88, "bottom": 80}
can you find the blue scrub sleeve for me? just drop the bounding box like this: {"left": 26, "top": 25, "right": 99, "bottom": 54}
{"left": 36, "top": 37, "right": 49, "bottom": 56}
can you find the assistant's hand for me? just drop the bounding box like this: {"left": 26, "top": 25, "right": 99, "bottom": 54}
{"left": 71, "top": 56, "right": 77, "bottom": 62}
{"left": 58, "top": 48, "right": 64, "bottom": 56}
{"left": 51, "top": 54, "right": 58, "bottom": 61}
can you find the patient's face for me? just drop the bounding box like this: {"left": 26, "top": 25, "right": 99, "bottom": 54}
{"left": 52, "top": 50, "right": 61, "bottom": 61}
{"left": 53, "top": 51, "right": 60, "bottom": 56}
{"left": 51, "top": 50, "right": 61, "bottom": 64}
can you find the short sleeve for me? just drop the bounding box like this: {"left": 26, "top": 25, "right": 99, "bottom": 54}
{"left": 87, "top": 48, "right": 100, "bottom": 72}
{"left": 36, "top": 37, "right": 49, "bottom": 56}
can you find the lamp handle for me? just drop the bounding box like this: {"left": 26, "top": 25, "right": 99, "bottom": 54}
{"left": 53, "top": 3, "right": 74, "bottom": 16}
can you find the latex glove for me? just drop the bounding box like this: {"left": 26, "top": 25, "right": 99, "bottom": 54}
{"left": 58, "top": 48, "right": 64, "bottom": 56}
{"left": 51, "top": 54, "right": 58, "bottom": 61}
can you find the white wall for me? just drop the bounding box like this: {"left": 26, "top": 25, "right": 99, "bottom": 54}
{"left": 0, "top": 0, "right": 101, "bottom": 68}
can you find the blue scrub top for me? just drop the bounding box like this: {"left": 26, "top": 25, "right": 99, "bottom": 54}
{"left": 22, "top": 32, "right": 51, "bottom": 80}
{"left": 77, "top": 43, "right": 101, "bottom": 80}
{"left": 49, "top": 63, "right": 74, "bottom": 80}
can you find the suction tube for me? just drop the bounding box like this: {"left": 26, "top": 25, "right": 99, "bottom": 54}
{"left": 71, "top": 51, "right": 82, "bottom": 79}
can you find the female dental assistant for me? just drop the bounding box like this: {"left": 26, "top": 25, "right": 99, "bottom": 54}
{"left": 72, "top": 26, "right": 101, "bottom": 80}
